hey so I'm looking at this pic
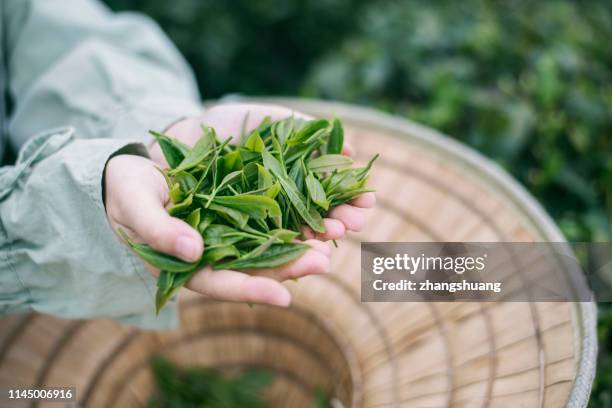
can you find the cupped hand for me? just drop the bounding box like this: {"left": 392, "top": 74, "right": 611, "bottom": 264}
{"left": 105, "top": 154, "right": 331, "bottom": 307}
{"left": 150, "top": 102, "right": 377, "bottom": 239}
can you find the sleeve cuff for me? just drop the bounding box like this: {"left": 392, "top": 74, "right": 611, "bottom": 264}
{"left": 0, "top": 129, "right": 178, "bottom": 330}
{"left": 101, "top": 142, "right": 150, "bottom": 207}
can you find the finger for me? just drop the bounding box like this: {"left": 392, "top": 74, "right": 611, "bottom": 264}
{"left": 250, "top": 247, "right": 330, "bottom": 281}
{"left": 350, "top": 192, "right": 376, "bottom": 208}
{"left": 300, "top": 218, "right": 346, "bottom": 241}
{"left": 121, "top": 192, "right": 203, "bottom": 262}
{"left": 342, "top": 142, "right": 354, "bottom": 157}
{"left": 327, "top": 204, "right": 366, "bottom": 232}
{"left": 302, "top": 239, "right": 332, "bottom": 256}
{"left": 312, "top": 218, "right": 346, "bottom": 241}
{"left": 300, "top": 225, "right": 316, "bottom": 240}
{"left": 320, "top": 218, "right": 346, "bottom": 240}
{"left": 187, "top": 267, "right": 291, "bottom": 306}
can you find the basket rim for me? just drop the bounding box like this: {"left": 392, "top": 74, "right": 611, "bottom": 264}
{"left": 218, "top": 96, "right": 597, "bottom": 408}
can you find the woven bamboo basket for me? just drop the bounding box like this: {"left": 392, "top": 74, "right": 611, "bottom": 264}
{"left": 0, "top": 99, "right": 597, "bottom": 408}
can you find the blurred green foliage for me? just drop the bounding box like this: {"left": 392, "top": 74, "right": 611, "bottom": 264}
{"left": 104, "top": 0, "right": 612, "bottom": 404}
{"left": 103, "top": 0, "right": 611, "bottom": 242}
{"left": 148, "top": 356, "right": 273, "bottom": 407}
{"left": 104, "top": 0, "right": 370, "bottom": 97}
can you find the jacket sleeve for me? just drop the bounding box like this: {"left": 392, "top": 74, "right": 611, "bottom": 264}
{"left": 0, "top": 0, "right": 203, "bottom": 329}
{"left": 7, "top": 0, "right": 201, "bottom": 146}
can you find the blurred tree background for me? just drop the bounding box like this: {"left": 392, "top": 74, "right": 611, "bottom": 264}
{"left": 104, "top": 0, "right": 612, "bottom": 404}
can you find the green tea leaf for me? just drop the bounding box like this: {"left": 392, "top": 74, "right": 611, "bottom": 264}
{"left": 286, "top": 119, "right": 329, "bottom": 146}
{"left": 211, "top": 195, "right": 282, "bottom": 219}
{"left": 203, "top": 224, "right": 243, "bottom": 245}
{"left": 271, "top": 135, "right": 284, "bottom": 165}
{"left": 326, "top": 117, "right": 344, "bottom": 154}
{"left": 269, "top": 228, "right": 299, "bottom": 242}
{"left": 169, "top": 182, "right": 184, "bottom": 204}
{"left": 279, "top": 175, "right": 325, "bottom": 232}
{"left": 170, "top": 127, "right": 215, "bottom": 174}
{"left": 355, "top": 153, "right": 380, "bottom": 180}
{"left": 155, "top": 270, "right": 175, "bottom": 313}
{"left": 305, "top": 172, "right": 329, "bottom": 209}
{"left": 198, "top": 212, "right": 215, "bottom": 234}
{"left": 329, "top": 187, "right": 375, "bottom": 206}
{"left": 239, "top": 149, "right": 261, "bottom": 164}
{"left": 202, "top": 244, "right": 240, "bottom": 263}
{"left": 254, "top": 115, "right": 272, "bottom": 137}
{"left": 222, "top": 149, "right": 243, "bottom": 173}
{"left": 327, "top": 169, "right": 353, "bottom": 191}
{"left": 215, "top": 170, "right": 242, "bottom": 194}
{"left": 242, "top": 232, "right": 280, "bottom": 259}
{"left": 261, "top": 147, "right": 286, "bottom": 177}
{"left": 186, "top": 208, "right": 201, "bottom": 229}
{"left": 212, "top": 154, "right": 225, "bottom": 188}
{"left": 154, "top": 166, "right": 172, "bottom": 190}
{"left": 156, "top": 270, "right": 174, "bottom": 294}
{"left": 174, "top": 171, "right": 198, "bottom": 194}
{"left": 208, "top": 203, "right": 250, "bottom": 228}
{"left": 216, "top": 243, "right": 308, "bottom": 270}
{"left": 168, "top": 194, "right": 193, "bottom": 216}
{"left": 174, "top": 140, "right": 191, "bottom": 156}
{"left": 308, "top": 154, "right": 353, "bottom": 173}
{"left": 272, "top": 116, "right": 295, "bottom": 146}
{"left": 257, "top": 164, "right": 273, "bottom": 189}
{"left": 149, "top": 130, "right": 185, "bottom": 168}
{"left": 118, "top": 229, "right": 199, "bottom": 272}
{"left": 155, "top": 269, "right": 197, "bottom": 314}
{"left": 265, "top": 182, "right": 281, "bottom": 199}
{"left": 289, "top": 158, "right": 305, "bottom": 193}
{"left": 244, "top": 131, "right": 265, "bottom": 152}
{"left": 262, "top": 148, "right": 326, "bottom": 232}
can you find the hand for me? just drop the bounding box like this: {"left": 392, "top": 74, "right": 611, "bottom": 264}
{"left": 150, "top": 102, "right": 377, "bottom": 241}
{"left": 105, "top": 154, "right": 331, "bottom": 307}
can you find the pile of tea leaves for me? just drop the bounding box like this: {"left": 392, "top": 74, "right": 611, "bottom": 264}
{"left": 147, "top": 355, "right": 273, "bottom": 408}
{"left": 120, "top": 116, "right": 377, "bottom": 313}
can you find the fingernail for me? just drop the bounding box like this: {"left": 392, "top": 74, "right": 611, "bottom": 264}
{"left": 175, "top": 235, "right": 201, "bottom": 261}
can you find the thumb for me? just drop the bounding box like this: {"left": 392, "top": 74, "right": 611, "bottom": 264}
{"left": 121, "top": 192, "right": 204, "bottom": 263}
